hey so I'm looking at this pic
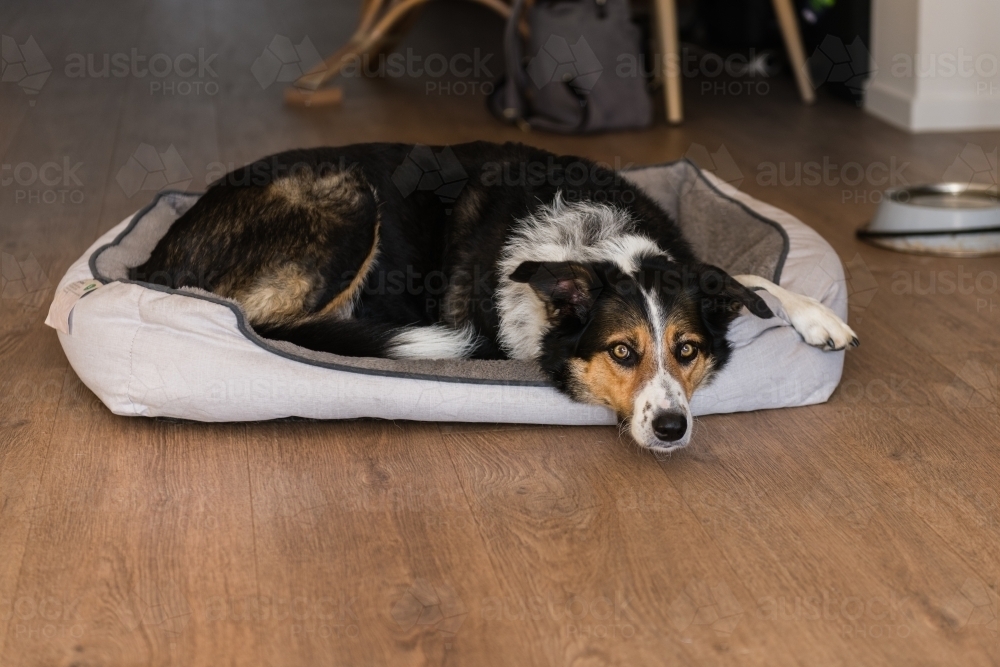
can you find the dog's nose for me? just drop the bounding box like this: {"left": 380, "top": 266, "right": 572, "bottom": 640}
{"left": 652, "top": 412, "right": 687, "bottom": 442}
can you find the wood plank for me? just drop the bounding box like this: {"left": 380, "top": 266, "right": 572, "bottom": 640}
{"left": 441, "top": 424, "right": 804, "bottom": 665}
{"left": 0, "top": 416, "right": 262, "bottom": 667}
{"left": 246, "top": 420, "right": 542, "bottom": 666}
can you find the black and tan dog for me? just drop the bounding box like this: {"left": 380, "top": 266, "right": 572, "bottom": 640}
{"left": 134, "top": 142, "right": 857, "bottom": 451}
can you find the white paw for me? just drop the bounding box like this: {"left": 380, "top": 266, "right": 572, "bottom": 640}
{"left": 783, "top": 294, "right": 859, "bottom": 351}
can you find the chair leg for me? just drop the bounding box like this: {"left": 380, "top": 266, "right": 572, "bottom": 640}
{"left": 287, "top": 0, "right": 516, "bottom": 106}
{"left": 770, "top": 0, "right": 816, "bottom": 103}
{"left": 652, "top": 0, "right": 683, "bottom": 124}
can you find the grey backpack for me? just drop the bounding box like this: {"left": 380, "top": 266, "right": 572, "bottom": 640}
{"left": 489, "top": 0, "right": 653, "bottom": 133}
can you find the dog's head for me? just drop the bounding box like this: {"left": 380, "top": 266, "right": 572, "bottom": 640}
{"left": 510, "top": 257, "right": 773, "bottom": 452}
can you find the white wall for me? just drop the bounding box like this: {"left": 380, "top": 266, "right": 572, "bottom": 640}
{"left": 866, "top": 0, "right": 1000, "bottom": 132}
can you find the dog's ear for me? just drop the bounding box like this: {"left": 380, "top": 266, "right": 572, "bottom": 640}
{"left": 694, "top": 264, "right": 774, "bottom": 322}
{"left": 510, "top": 261, "right": 603, "bottom": 323}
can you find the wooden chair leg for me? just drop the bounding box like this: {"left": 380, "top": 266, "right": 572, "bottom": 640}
{"left": 286, "top": 0, "right": 516, "bottom": 107}
{"left": 770, "top": 0, "right": 816, "bottom": 103}
{"left": 652, "top": 0, "right": 683, "bottom": 124}
{"left": 362, "top": 6, "right": 423, "bottom": 61}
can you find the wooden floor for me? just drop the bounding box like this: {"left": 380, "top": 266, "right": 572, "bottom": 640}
{"left": 2, "top": 0, "right": 1000, "bottom": 664}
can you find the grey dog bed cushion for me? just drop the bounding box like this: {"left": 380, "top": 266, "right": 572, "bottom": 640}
{"left": 50, "top": 159, "right": 846, "bottom": 423}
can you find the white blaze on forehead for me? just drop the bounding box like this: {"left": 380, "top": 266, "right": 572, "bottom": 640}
{"left": 642, "top": 287, "right": 666, "bottom": 368}
{"left": 635, "top": 288, "right": 688, "bottom": 411}
{"left": 629, "top": 286, "right": 692, "bottom": 449}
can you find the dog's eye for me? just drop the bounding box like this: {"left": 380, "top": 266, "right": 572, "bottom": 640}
{"left": 677, "top": 342, "right": 698, "bottom": 362}
{"left": 609, "top": 343, "right": 637, "bottom": 366}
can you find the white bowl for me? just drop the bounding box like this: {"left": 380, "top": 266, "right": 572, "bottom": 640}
{"left": 858, "top": 183, "right": 1000, "bottom": 256}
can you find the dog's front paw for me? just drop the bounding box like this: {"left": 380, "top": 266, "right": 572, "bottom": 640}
{"left": 784, "top": 295, "right": 859, "bottom": 351}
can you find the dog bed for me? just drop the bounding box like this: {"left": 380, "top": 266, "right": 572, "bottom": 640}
{"left": 47, "top": 160, "right": 848, "bottom": 425}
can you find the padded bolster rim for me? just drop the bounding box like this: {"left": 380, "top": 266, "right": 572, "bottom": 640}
{"left": 654, "top": 158, "right": 790, "bottom": 283}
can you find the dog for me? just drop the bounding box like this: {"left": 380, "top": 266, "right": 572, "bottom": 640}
{"left": 133, "top": 141, "right": 857, "bottom": 452}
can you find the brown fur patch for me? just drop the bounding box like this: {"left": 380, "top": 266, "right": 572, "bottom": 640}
{"left": 269, "top": 170, "right": 356, "bottom": 208}
{"left": 440, "top": 279, "right": 471, "bottom": 327}
{"left": 569, "top": 325, "right": 657, "bottom": 416}
{"left": 664, "top": 317, "right": 713, "bottom": 398}
{"left": 452, "top": 187, "right": 484, "bottom": 230}
{"left": 236, "top": 264, "right": 316, "bottom": 326}
{"left": 440, "top": 188, "right": 486, "bottom": 326}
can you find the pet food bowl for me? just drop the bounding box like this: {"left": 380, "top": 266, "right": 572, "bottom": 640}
{"left": 858, "top": 183, "right": 1000, "bottom": 257}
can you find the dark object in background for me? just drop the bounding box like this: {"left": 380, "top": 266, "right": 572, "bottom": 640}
{"left": 490, "top": 0, "right": 653, "bottom": 133}
{"left": 697, "top": 0, "right": 785, "bottom": 49}
{"left": 693, "top": 0, "right": 872, "bottom": 104}
{"left": 798, "top": 0, "right": 873, "bottom": 105}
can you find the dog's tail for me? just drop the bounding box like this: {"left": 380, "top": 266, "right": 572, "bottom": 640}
{"left": 254, "top": 317, "right": 481, "bottom": 360}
